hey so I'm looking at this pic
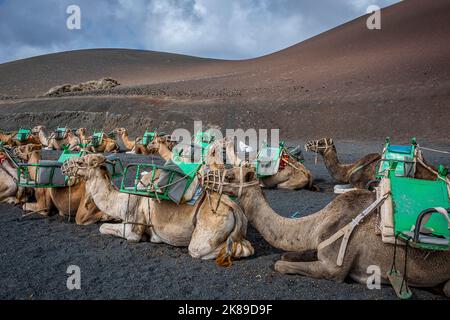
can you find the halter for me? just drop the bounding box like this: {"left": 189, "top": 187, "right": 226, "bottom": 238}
{"left": 199, "top": 165, "right": 259, "bottom": 199}
{"left": 305, "top": 138, "right": 334, "bottom": 165}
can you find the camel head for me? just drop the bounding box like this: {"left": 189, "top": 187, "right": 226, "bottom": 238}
{"left": 62, "top": 154, "right": 107, "bottom": 180}
{"left": 76, "top": 128, "right": 87, "bottom": 136}
{"left": 31, "top": 125, "right": 46, "bottom": 134}
{"left": 113, "top": 128, "right": 127, "bottom": 136}
{"left": 305, "top": 137, "right": 334, "bottom": 154}
{"left": 200, "top": 165, "right": 258, "bottom": 198}
{"left": 147, "top": 135, "right": 176, "bottom": 153}
{"left": 13, "top": 144, "right": 42, "bottom": 161}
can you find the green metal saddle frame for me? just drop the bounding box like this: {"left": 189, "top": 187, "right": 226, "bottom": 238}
{"left": 17, "top": 148, "right": 124, "bottom": 188}
{"left": 90, "top": 131, "right": 104, "bottom": 148}
{"left": 15, "top": 128, "right": 32, "bottom": 142}
{"left": 119, "top": 133, "right": 211, "bottom": 202}
{"left": 17, "top": 148, "right": 86, "bottom": 188}
{"left": 255, "top": 141, "right": 303, "bottom": 178}
{"left": 377, "top": 137, "right": 417, "bottom": 179}
{"left": 141, "top": 129, "right": 157, "bottom": 146}
{"left": 388, "top": 161, "right": 450, "bottom": 251}
{"left": 54, "top": 127, "right": 68, "bottom": 140}
{"left": 119, "top": 162, "right": 200, "bottom": 203}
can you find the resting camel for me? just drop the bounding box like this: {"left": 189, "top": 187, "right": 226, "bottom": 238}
{"left": 0, "top": 130, "right": 40, "bottom": 147}
{"left": 0, "top": 148, "right": 21, "bottom": 204}
{"left": 61, "top": 154, "right": 254, "bottom": 264}
{"left": 222, "top": 138, "right": 317, "bottom": 191}
{"left": 305, "top": 138, "right": 440, "bottom": 189}
{"left": 113, "top": 128, "right": 136, "bottom": 152}
{"left": 87, "top": 133, "right": 119, "bottom": 153}
{"left": 32, "top": 126, "right": 80, "bottom": 150}
{"left": 14, "top": 144, "right": 110, "bottom": 225}
{"left": 76, "top": 128, "right": 90, "bottom": 146}
{"left": 203, "top": 164, "right": 450, "bottom": 298}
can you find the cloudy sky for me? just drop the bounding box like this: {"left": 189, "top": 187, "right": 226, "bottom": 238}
{"left": 0, "top": 0, "right": 400, "bottom": 63}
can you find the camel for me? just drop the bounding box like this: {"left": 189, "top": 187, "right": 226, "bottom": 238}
{"left": 305, "top": 138, "right": 440, "bottom": 189}
{"left": 0, "top": 131, "right": 15, "bottom": 146}
{"left": 0, "top": 130, "right": 40, "bottom": 147}
{"left": 202, "top": 165, "right": 450, "bottom": 298}
{"left": 76, "top": 128, "right": 90, "bottom": 146}
{"left": 113, "top": 128, "right": 136, "bottom": 152}
{"left": 150, "top": 136, "right": 318, "bottom": 191}
{"left": 61, "top": 154, "right": 255, "bottom": 264}
{"left": 0, "top": 148, "right": 21, "bottom": 204}
{"left": 221, "top": 138, "right": 317, "bottom": 191}
{"left": 32, "top": 126, "right": 80, "bottom": 150}
{"left": 87, "top": 132, "right": 119, "bottom": 153}
{"left": 14, "top": 144, "right": 110, "bottom": 225}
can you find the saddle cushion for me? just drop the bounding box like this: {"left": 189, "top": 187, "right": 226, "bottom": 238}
{"left": 37, "top": 160, "right": 66, "bottom": 186}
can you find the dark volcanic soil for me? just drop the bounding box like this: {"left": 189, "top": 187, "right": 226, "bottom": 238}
{"left": 0, "top": 141, "right": 448, "bottom": 300}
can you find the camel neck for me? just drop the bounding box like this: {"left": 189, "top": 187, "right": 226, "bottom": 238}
{"left": 86, "top": 168, "right": 139, "bottom": 220}
{"left": 120, "top": 132, "right": 134, "bottom": 149}
{"left": 159, "top": 145, "right": 173, "bottom": 162}
{"left": 322, "top": 147, "right": 350, "bottom": 183}
{"left": 39, "top": 130, "right": 49, "bottom": 146}
{"left": 239, "top": 187, "right": 322, "bottom": 251}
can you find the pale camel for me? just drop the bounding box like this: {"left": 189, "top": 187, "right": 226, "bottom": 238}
{"left": 33, "top": 127, "right": 80, "bottom": 150}
{"left": 61, "top": 154, "right": 254, "bottom": 264}
{"left": 113, "top": 128, "right": 136, "bottom": 152}
{"left": 305, "top": 138, "right": 439, "bottom": 189}
{"left": 203, "top": 165, "right": 450, "bottom": 298}
{"left": 14, "top": 144, "right": 110, "bottom": 225}
{"left": 0, "top": 149, "right": 21, "bottom": 204}
{"left": 76, "top": 128, "right": 90, "bottom": 146}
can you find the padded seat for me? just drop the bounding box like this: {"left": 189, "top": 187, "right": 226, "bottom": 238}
{"left": 388, "top": 145, "right": 413, "bottom": 154}
{"left": 37, "top": 160, "right": 66, "bottom": 186}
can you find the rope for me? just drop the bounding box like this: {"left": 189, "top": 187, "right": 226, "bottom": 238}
{"left": 419, "top": 146, "right": 450, "bottom": 155}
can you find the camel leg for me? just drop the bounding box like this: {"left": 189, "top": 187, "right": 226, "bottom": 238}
{"left": 444, "top": 280, "right": 450, "bottom": 298}
{"left": 281, "top": 250, "right": 317, "bottom": 262}
{"left": 1, "top": 196, "right": 19, "bottom": 205}
{"left": 75, "top": 193, "right": 110, "bottom": 225}
{"left": 274, "top": 259, "right": 348, "bottom": 282}
{"left": 23, "top": 189, "right": 53, "bottom": 216}
{"left": 99, "top": 223, "right": 142, "bottom": 242}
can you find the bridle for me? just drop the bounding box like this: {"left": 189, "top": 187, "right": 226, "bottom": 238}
{"left": 199, "top": 165, "right": 259, "bottom": 200}
{"left": 305, "top": 138, "right": 334, "bottom": 165}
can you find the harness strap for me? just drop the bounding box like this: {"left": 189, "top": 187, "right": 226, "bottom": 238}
{"left": 317, "top": 193, "right": 390, "bottom": 266}
{"left": 348, "top": 157, "right": 381, "bottom": 179}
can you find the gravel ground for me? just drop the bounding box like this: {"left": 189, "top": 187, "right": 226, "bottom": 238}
{"left": 0, "top": 140, "right": 448, "bottom": 300}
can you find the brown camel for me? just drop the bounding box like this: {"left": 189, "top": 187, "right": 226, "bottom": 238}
{"left": 87, "top": 132, "right": 119, "bottom": 153}
{"left": 113, "top": 128, "right": 136, "bottom": 152}
{"left": 202, "top": 165, "right": 450, "bottom": 298}
{"left": 75, "top": 128, "right": 90, "bottom": 146}
{"left": 1, "top": 130, "right": 40, "bottom": 147}
{"left": 305, "top": 138, "right": 439, "bottom": 189}
{"left": 61, "top": 154, "right": 254, "bottom": 263}
{"left": 14, "top": 144, "right": 110, "bottom": 225}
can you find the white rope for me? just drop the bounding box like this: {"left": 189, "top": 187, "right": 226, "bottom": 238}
{"left": 419, "top": 146, "right": 450, "bottom": 155}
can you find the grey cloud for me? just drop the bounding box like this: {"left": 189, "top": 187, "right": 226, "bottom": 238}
{"left": 0, "top": 0, "right": 400, "bottom": 63}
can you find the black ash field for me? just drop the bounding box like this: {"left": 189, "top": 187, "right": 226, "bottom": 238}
{"left": 0, "top": 140, "right": 448, "bottom": 300}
